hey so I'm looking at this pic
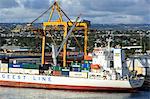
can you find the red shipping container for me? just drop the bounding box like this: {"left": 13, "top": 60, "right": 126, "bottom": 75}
{"left": 52, "top": 71, "right": 61, "bottom": 76}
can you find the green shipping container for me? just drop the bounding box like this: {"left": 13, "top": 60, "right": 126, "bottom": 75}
{"left": 84, "top": 60, "right": 91, "bottom": 64}
{"left": 81, "top": 67, "right": 90, "bottom": 71}
{"left": 52, "top": 66, "right": 62, "bottom": 71}
{"left": 22, "top": 63, "right": 39, "bottom": 69}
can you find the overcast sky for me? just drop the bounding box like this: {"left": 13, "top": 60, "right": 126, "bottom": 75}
{"left": 0, "top": 0, "right": 150, "bottom": 24}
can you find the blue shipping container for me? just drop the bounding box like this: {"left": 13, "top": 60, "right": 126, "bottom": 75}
{"left": 82, "top": 63, "right": 90, "bottom": 68}
{"left": 9, "top": 64, "right": 23, "bottom": 68}
{"left": 62, "top": 71, "right": 69, "bottom": 77}
{"left": 72, "top": 67, "right": 80, "bottom": 72}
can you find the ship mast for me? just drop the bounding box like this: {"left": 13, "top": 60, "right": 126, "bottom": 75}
{"left": 106, "top": 37, "right": 112, "bottom": 68}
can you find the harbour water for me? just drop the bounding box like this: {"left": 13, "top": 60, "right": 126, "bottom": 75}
{"left": 0, "top": 87, "right": 149, "bottom": 99}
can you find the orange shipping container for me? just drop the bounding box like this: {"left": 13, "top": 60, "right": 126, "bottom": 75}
{"left": 52, "top": 71, "right": 61, "bottom": 76}
{"left": 84, "top": 55, "right": 92, "bottom": 61}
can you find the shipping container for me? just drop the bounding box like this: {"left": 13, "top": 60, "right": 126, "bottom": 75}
{"left": 0, "top": 63, "right": 8, "bottom": 73}
{"left": 52, "top": 71, "right": 61, "bottom": 76}
{"left": 22, "top": 63, "right": 39, "bottom": 69}
{"left": 81, "top": 70, "right": 90, "bottom": 72}
{"left": 72, "top": 64, "right": 81, "bottom": 68}
{"left": 0, "top": 63, "right": 8, "bottom": 68}
{"left": 9, "top": 68, "right": 24, "bottom": 74}
{"left": 23, "top": 69, "right": 39, "bottom": 75}
{"left": 62, "top": 71, "right": 69, "bottom": 76}
{"left": 84, "top": 56, "right": 92, "bottom": 61}
{"left": 0, "top": 68, "right": 8, "bottom": 73}
{"left": 88, "top": 72, "right": 102, "bottom": 79}
{"left": 84, "top": 60, "right": 90, "bottom": 64}
{"left": 81, "top": 67, "right": 90, "bottom": 71}
{"left": 9, "top": 64, "right": 23, "bottom": 68}
{"left": 71, "top": 62, "right": 81, "bottom": 68}
{"left": 9, "top": 58, "right": 41, "bottom": 65}
{"left": 9, "top": 68, "right": 39, "bottom": 74}
{"left": 82, "top": 63, "right": 90, "bottom": 69}
{"left": 62, "top": 68, "right": 70, "bottom": 71}
{"left": 69, "top": 72, "right": 88, "bottom": 78}
{"left": 52, "top": 66, "right": 62, "bottom": 71}
{"left": 62, "top": 69, "right": 70, "bottom": 77}
{"left": 72, "top": 67, "right": 81, "bottom": 72}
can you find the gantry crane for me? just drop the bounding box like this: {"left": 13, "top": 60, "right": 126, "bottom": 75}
{"left": 28, "top": 1, "right": 88, "bottom": 67}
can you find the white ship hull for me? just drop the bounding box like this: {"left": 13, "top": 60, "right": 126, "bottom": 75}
{"left": 0, "top": 73, "right": 144, "bottom": 91}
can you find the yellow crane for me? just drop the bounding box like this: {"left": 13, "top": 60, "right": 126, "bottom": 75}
{"left": 28, "top": 1, "right": 88, "bottom": 67}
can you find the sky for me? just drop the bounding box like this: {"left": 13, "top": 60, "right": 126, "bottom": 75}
{"left": 0, "top": 0, "right": 150, "bottom": 24}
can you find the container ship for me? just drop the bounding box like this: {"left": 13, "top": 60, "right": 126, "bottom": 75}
{"left": 0, "top": 1, "right": 145, "bottom": 91}
{"left": 0, "top": 45, "right": 145, "bottom": 91}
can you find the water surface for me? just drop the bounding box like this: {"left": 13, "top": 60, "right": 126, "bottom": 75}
{"left": 0, "top": 87, "right": 149, "bottom": 99}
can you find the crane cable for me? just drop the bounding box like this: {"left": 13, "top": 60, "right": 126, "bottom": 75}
{"left": 29, "top": 1, "right": 82, "bottom": 51}
{"left": 57, "top": 5, "right": 72, "bottom": 23}
{"left": 57, "top": 5, "right": 83, "bottom": 51}
{"left": 30, "top": 2, "right": 55, "bottom": 24}
{"left": 28, "top": 2, "right": 55, "bottom": 50}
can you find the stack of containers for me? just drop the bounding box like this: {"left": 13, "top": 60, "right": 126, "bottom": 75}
{"left": 69, "top": 61, "right": 88, "bottom": 78}
{"left": 90, "top": 64, "right": 101, "bottom": 73}
{"left": 81, "top": 60, "right": 91, "bottom": 72}
{"left": 52, "top": 66, "right": 62, "bottom": 76}
{"left": 22, "top": 63, "right": 39, "bottom": 74}
{"left": 61, "top": 67, "right": 70, "bottom": 77}
{"left": 71, "top": 61, "right": 81, "bottom": 72}
{"left": 9, "top": 63, "right": 24, "bottom": 74}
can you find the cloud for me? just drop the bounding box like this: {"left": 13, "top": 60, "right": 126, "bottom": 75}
{"left": 80, "top": 0, "right": 135, "bottom": 12}
{"left": 59, "top": 0, "right": 150, "bottom": 23}
{"left": 0, "top": 7, "right": 49, "bottom": 23}
{"left": 22, "top": 0, "right": 50, "bottom": 9}
{"left": 0, "top": 0, "right": 19, "bottom": 8}
{"left": 0, "top": 0, "right": 149, "bottom": 23}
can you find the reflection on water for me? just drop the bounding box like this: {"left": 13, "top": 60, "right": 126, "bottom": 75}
{"left": 0, "top": 87, "right": 149, "bottom": 99}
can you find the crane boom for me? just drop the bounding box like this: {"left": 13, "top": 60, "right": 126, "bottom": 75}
{"left": 52, "top": 15, "right": 81, "bottom": 66}
{"left": 56, "top": 15, "right": 81, "bottom": 57}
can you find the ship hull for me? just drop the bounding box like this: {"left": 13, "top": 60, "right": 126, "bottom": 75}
{"left": 0, "top": 80, "right": 138, "bottom": 91}
{"left": 0, "top": 73, "right": 144, "bottom": 91}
